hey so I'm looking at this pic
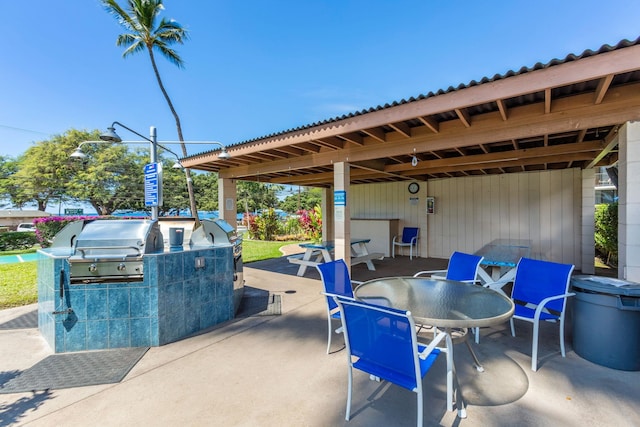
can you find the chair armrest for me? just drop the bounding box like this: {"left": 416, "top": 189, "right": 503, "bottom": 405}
{"left": 351, "top": 280, "right": 363, "bottom": 285}
{"left": 392, "top": 235, "right": 399, "bottom": 244}
{"left": 418, "top": 330, "right": 448, "bottom": 359}
{"left": 410, "top": 236, "right": 418, "bottom": 244}
{"left": 533, "top": 293, "right": 575, "bottom": 319}
{"left": 413, "top": 269, "right": 446, "bottom": 277}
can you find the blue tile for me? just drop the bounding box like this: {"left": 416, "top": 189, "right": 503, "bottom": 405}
{"left": 86, "top": 289, "right": 108, "bottom": 320}
{"left": 64, "top": 321, "right": 87, "bottom": 352}
{"left": 108, "top": 288, "right": 130, "bottom": 319}
{"left": 108, "top": 318, "right": 130, "bottom": 348}
{"left": 130, "top": 287, "right": 150, "bottom": 318}
{"left": 164, "top": 252, "right": 184, "bottom": 283}
{"left": 86, "top": 320, "right": 109, "bottom": 350}
{"left": 68, "top": 290, "right": 87, "bottom": 320}
{"left": 201, "top": 305, "right": 216, "bottom": 329}
{"left": 150, "top": 316, "right": 159, "bottom": 346}
{"left": 200, "top": 280, "right": 215, "bottom": 304}
{"left": 184, "top": 279, "right": 199, "bottom": 305}
{"left": 131, "top": 318, "right": 151, "bottom": 347}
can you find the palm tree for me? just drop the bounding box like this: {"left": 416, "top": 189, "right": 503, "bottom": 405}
{"left": 102, "top": 0, "right": 200, "bottom": 224}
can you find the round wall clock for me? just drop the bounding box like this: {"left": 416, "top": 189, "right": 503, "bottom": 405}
{"left": 408, "top": 182, "right": 420, "bottom": 194}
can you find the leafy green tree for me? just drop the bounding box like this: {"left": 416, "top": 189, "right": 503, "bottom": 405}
{"left": 237, "top": 181, "right": 282, "bottom": 215}
{"left": 10, "top": 130, "right": 96, "bottom": 211}
{"left": 192, "top": 172, "right": 219, "bottom": 212}
{"left": 67, "top": 142, "right": 148, "bottom": 215}
{"left": 279, "top": 187, "right": 323, "bottom": 213}
{"left": 159, "top": 157, "right": 190, "bottom": 215}
{"left": 102, "top": 0, "right": 199, "bottom": 222}
{"left": 0, "top": 155, "right": 20, "bottom": 207}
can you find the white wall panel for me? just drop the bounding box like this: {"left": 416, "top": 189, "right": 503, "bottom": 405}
{"left": 350, "top": 169, "right": 583, "bottom": 266}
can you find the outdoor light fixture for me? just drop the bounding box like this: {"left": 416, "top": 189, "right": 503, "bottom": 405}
{"left": 73, "top": 121, "right": 231, "bottom": 222}
{"left": 100, "top": 122, "right": 231, "bottom": 160}
{"left": 70, "top": 147, "right": 87, "bottom": 159}
{"left": 411, "top": 149, "right": 418, "bottom": 167}
{"left": 100, "top": 126, "right": 123, "bottom": 143}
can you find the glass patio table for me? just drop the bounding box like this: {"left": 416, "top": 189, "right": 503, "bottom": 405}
{"left": 353, "top": 276, "right": 514, "bottom": 418}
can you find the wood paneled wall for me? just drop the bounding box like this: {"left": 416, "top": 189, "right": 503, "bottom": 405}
{"left": 350, "top": 169, "right": 583, "bottom": 265}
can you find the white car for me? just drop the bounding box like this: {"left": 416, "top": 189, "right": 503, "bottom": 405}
{"left": 16, "top": 223, "right": 36, "bottom": 232}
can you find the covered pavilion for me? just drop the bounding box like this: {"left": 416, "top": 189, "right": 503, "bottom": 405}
{"left": 182, "top": 37, "right": 640, "bottom": 281}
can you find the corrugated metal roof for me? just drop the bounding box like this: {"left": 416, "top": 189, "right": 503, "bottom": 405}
{"left": 223, "top": 37, "right": 640, "bottom": 150}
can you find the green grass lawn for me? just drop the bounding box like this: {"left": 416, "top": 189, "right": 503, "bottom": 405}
{"left": 242, "top": 239, "right": 304, "bottom": 263}
{"left": 0, "top": 240, "right": 303, "bottom": 310}
{"left": 0, "top": 261, "right": 38, "bottom": 309}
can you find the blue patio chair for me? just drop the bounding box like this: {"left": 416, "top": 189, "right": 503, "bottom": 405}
{"left": 333, "top": 296, "right": 452, "bottom": 427}
{"left": 413, "top": 251, "right": 484, "bottom": 283}
{"left": 509, "top": 257, "right": 575, "bottom": 371}
{"left": 392, "top": 227, "right": 420, "bottom": 260}
{"left": 414, "top": 251, "right": 486, "bottom": 352}
{"left": 316, "top": 259, "right": 361, "bottom": 354}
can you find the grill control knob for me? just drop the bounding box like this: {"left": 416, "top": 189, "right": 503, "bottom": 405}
{"left": 89, "top": 264, "right": 97, "bottom": 272}
{"left": 117, "top": 263, "right": 127, "bottom": 272}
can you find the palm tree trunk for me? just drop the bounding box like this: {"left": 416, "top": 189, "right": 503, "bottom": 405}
{"left": 147, "top": 49, "right": 200, "bottom": 226}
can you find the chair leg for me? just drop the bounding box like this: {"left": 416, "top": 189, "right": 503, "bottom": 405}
{"left": 510, "top": 318, "right": 516, "bottom": 337}
{"left": 326, "top": 316, "right": 333, "bottom": 354}
{"left": 559, "top": 316, "right": 567, "bottom": 358}
{"left": 416, "top": 388, "right": 423, "bottom": 427}
{"left": 531, "top": 319, "right": 540, "bottom": 372}
{"left": 345, "top": 365, "right": 353, "bottom": 421}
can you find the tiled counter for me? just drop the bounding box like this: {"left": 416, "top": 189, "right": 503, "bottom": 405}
{"left": 37, "top": 246, "right": 234, "bottom": 353}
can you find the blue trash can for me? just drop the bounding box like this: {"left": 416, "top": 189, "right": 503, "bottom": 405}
{"left": 571, "top": 275, "right": 640, "bottom": 371}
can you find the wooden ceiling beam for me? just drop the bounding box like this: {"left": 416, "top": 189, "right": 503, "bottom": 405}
{"left": 361, "top": 127, "right": 386, "bottom": 142}
{"left": 388, "top": 122, "right": 412, "bottom": 138}
{"left": 455, "top": 108, "right": 471, "bottom": 127}
{"left": 545, "top": 88, "right": 552, "bottom": 113}
{"left": 418, "top": 116, "right": 440, "bottom": 133}
{"left": 402, "top": 151, "right": 599, "bottom": 176}
{"left": 339, "top": 132, "right": 364, "bottom": 145}
{"left": 385, "top": 141, "right": 603, "bottom": 172}
{"left": 594, "top": 74, "right": 614, "bottom": 104}
{"left": 312, "top": 137, "right": 345, "bottom": 149}
{"left": 496, "top": 99, "right": 508, "bottom": 121}
{"left": 586, "top": 125, "right": 620, "bottom": 168}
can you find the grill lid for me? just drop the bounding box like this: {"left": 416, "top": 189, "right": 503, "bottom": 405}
{"left": 190, "top": 219, "right": 238, "bottom": 247}
{"left": 70, "top": 219, "right": 163, "bottom": 260}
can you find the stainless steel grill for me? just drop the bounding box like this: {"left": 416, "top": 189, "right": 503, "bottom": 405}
{"left": 55, "top": 219, "right": 163, "bottom": 284}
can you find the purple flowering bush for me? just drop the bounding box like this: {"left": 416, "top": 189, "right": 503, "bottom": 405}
{"left": 298, "top": 206, "right": 322, "bottom": 242}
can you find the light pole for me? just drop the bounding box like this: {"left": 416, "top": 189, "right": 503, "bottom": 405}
{"left": 72, "top": 122, "right": 230, "bottom": 222}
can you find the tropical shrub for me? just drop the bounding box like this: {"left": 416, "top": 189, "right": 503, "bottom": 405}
{"left": 595, "top": 202, "right": 617, "bottom": 265}
{"left": 0, "top": 232, "right": 38, "bottom": 251}
{"left": 33, "top": 216, "right": 95, "bottom": 247}
{"left": 253, "top": 208, "right": 281, "bottom": 241}
{"left": 298, "top": 206, "right": 322, "bottom": 242}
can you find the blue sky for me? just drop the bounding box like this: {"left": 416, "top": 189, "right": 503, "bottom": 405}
{"left": 2, "top": 0, "right": 640, "bottom": 159}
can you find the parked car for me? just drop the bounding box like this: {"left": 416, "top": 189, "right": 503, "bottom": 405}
{"left": 16, "top": 223, "right": 36, "bottom": 232}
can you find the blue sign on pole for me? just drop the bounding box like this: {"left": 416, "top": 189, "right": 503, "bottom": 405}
{"left": 334, "top": 190, "right": 346, "bottom": 206}
{"left": 144, "top": 163, "right": 162, "bottom": 207}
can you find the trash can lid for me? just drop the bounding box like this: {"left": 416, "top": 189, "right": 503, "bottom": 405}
{"left": 571, "top": 275, "right": 640, "bottom": 297}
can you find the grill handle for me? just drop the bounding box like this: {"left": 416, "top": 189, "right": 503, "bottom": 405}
{"left": 59, "top": 269, "right": 65, "bottom": 299}
{"left": 75, "top": 246, "right": 142, "bottom": 258}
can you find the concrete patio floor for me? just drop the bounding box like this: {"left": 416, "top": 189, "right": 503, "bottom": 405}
{"left": 0, "top": 254, "right": 638, "bottom": 426}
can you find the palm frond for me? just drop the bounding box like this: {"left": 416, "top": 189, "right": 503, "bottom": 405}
{"left": 154, "top": 43, "right": 185, "bottom": 68}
